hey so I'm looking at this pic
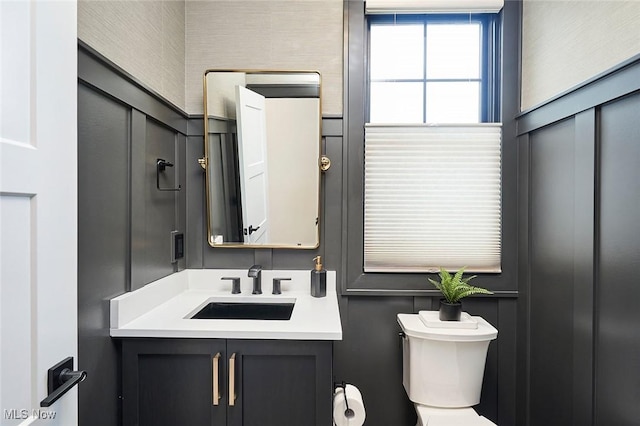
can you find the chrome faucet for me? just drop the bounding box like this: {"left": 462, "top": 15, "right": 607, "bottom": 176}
{"left": 248, "top": 264, "right": 262, "bottom": 294}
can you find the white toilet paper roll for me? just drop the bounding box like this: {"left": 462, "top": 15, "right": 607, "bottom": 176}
{"left": 333, "top": 384, "right": 366, "bottom": 426}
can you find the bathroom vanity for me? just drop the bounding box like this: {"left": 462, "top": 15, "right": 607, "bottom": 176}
{"left": 111, "top": 269, "right": 342, "bottom": 426}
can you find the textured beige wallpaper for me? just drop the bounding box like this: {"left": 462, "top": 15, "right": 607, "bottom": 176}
{"left": 78, "top": 0, "right": 186, "bottom": 110}
{"left": 522, "top": 0, "right": 640, "bottom": 110}
{"left": 78, "top": 1, "right": 343, "bottom": 115}
{"left": 185, "top": 0, "right": 343, "bottom": 115}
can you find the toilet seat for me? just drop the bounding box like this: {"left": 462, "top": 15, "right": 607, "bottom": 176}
{"left": 415, "top": 405, "right": 497, "bottom": 426}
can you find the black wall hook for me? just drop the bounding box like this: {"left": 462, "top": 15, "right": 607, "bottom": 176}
{"left": 156, "top": 158, "right": 181, "bottom": 191}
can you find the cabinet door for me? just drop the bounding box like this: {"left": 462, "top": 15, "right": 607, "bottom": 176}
{"left": 122, "top": 339, "right": 227, "bottom": 426}
{"left": 226, "top": 340, "right": 332, "bottom": 426}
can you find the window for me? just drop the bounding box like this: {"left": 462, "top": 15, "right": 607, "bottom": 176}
{"left": 368, "top": 14, "right": 496, "bottom": 124}
{"left": 363, "top": 13, "right": 502, "bottom": 273}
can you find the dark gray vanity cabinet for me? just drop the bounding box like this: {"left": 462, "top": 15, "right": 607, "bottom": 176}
{"left": 225, "top": 340, "right": 332, "bottom": 426}
{"left": 121, "top": 339, "right": 333, "bottom": 426}
{"left": 122, "top": 339, "right": 226, "bottom": 426}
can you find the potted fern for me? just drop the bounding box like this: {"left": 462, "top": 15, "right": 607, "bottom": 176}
{"left": 428, "top": 267, "right": 493, "bottom": 321}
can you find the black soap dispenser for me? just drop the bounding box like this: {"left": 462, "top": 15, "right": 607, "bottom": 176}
{"left": 310, "top": 256, "right": 326, "bottom": 298}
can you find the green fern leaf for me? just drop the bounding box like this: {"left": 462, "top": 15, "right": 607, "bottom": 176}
{"left": 427, "top": 267, "right": 492, "bottom": 304}
{"left": 453, "top": 267, "right": 466, "bottom": 286}
{"left": 428, "top": 278, "right": 443, "bottom": 292}
{"left": 456, "top": 286, "right": 494, "bottom": 300}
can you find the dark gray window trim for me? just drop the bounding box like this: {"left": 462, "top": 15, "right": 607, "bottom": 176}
{"left": 342, "top": 0, "right": 521, "bottom": 296}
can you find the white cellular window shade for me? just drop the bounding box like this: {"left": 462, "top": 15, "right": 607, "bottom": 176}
{"left": 365, "top": 0, "right": 504, "bottom": 14}
{"left": 364, "top": 124, "right": 502, "bottom": 273}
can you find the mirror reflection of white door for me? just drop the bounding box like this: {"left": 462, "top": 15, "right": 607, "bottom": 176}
{"left": 235, "top": 85, "right": 269, "bottom": 244}
{"left": 1, "top": 1, "right": 78, "bottom": 425}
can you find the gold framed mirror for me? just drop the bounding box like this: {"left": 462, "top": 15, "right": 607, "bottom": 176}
{"left": 202, "top": 70, "right": 322, "bottom": 248}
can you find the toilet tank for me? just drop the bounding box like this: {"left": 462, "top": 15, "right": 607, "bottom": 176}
{"left": 397, "top": 312, "right": 497, "bottom": 408}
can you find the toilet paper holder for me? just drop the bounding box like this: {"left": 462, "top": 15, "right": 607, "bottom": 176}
{"left": 334, "top": 382, "right": 355, "bottom": 420}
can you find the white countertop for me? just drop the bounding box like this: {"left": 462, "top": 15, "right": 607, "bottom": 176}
{"left": 110, "top": 269, "right": 342, "bottom": 340}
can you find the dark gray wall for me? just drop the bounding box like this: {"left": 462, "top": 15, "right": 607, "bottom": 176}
{"left": 77, "top": 44, "right": 187, "bottom": 426}
{"left": 80, "top": 1, "right": 522, "bottom": 423}
{"left": 596, "top": 94, "right": 640, "bottom": 425}
{"left": 518, "top": 54, "right": 640, "bottom": 426}
{"left": 528, "top": 118, "right": 580, "bottom": 426}
{"left": 78, "top": 82, "right": 129, "bottom": 426}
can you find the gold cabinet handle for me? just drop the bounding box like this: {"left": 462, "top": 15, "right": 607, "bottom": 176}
{"left": 229, "top": 353, "right": 237, "bottom": 406}
{"left": 212, "top": 353, "right": 221, "bottom": 405}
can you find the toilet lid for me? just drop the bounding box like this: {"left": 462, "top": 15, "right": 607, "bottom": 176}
{"left": 427, "top": 415, "right": 497, "bottom": 426}
{"left": 398, "top": 313, "right": 498, "bottom": 342}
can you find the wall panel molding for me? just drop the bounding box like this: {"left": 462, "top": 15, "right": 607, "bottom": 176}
{"left": 78, "top": 42, "right": 188, "bottom": 135}
{"left": 78, "top": 82, "right": 131, "bottom": 426}
{"left": 518, "top": 53, "right": 640, "bottom": 135}
{"left": 518, "top": 55, "right": 640, "bottom": 426}
{"left": 516, "top": 132, "right": 531, "bottom": 426}
{"left": 572, "top": 109, "right": 596, "bottom": 426}
{"left": 594, "top": 93, "right": 640, "bottom": 425}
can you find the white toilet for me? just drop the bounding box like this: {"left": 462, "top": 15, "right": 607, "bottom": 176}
{"left": 397, "top": 311, "right": 498, "bottom": 426}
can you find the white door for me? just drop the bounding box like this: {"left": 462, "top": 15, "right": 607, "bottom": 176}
{"left": 1, "top": 1, "right": 78, "bottom": 425}
{"left": 235, "top": 85, "right": 269, "bottom": 244}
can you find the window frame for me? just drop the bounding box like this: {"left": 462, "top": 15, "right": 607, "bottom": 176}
{"left": 367, "top": 13, "right": 500, "bottom": 124}
{"left": 343, "top": 1, "right": 519, "bottom": 295}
